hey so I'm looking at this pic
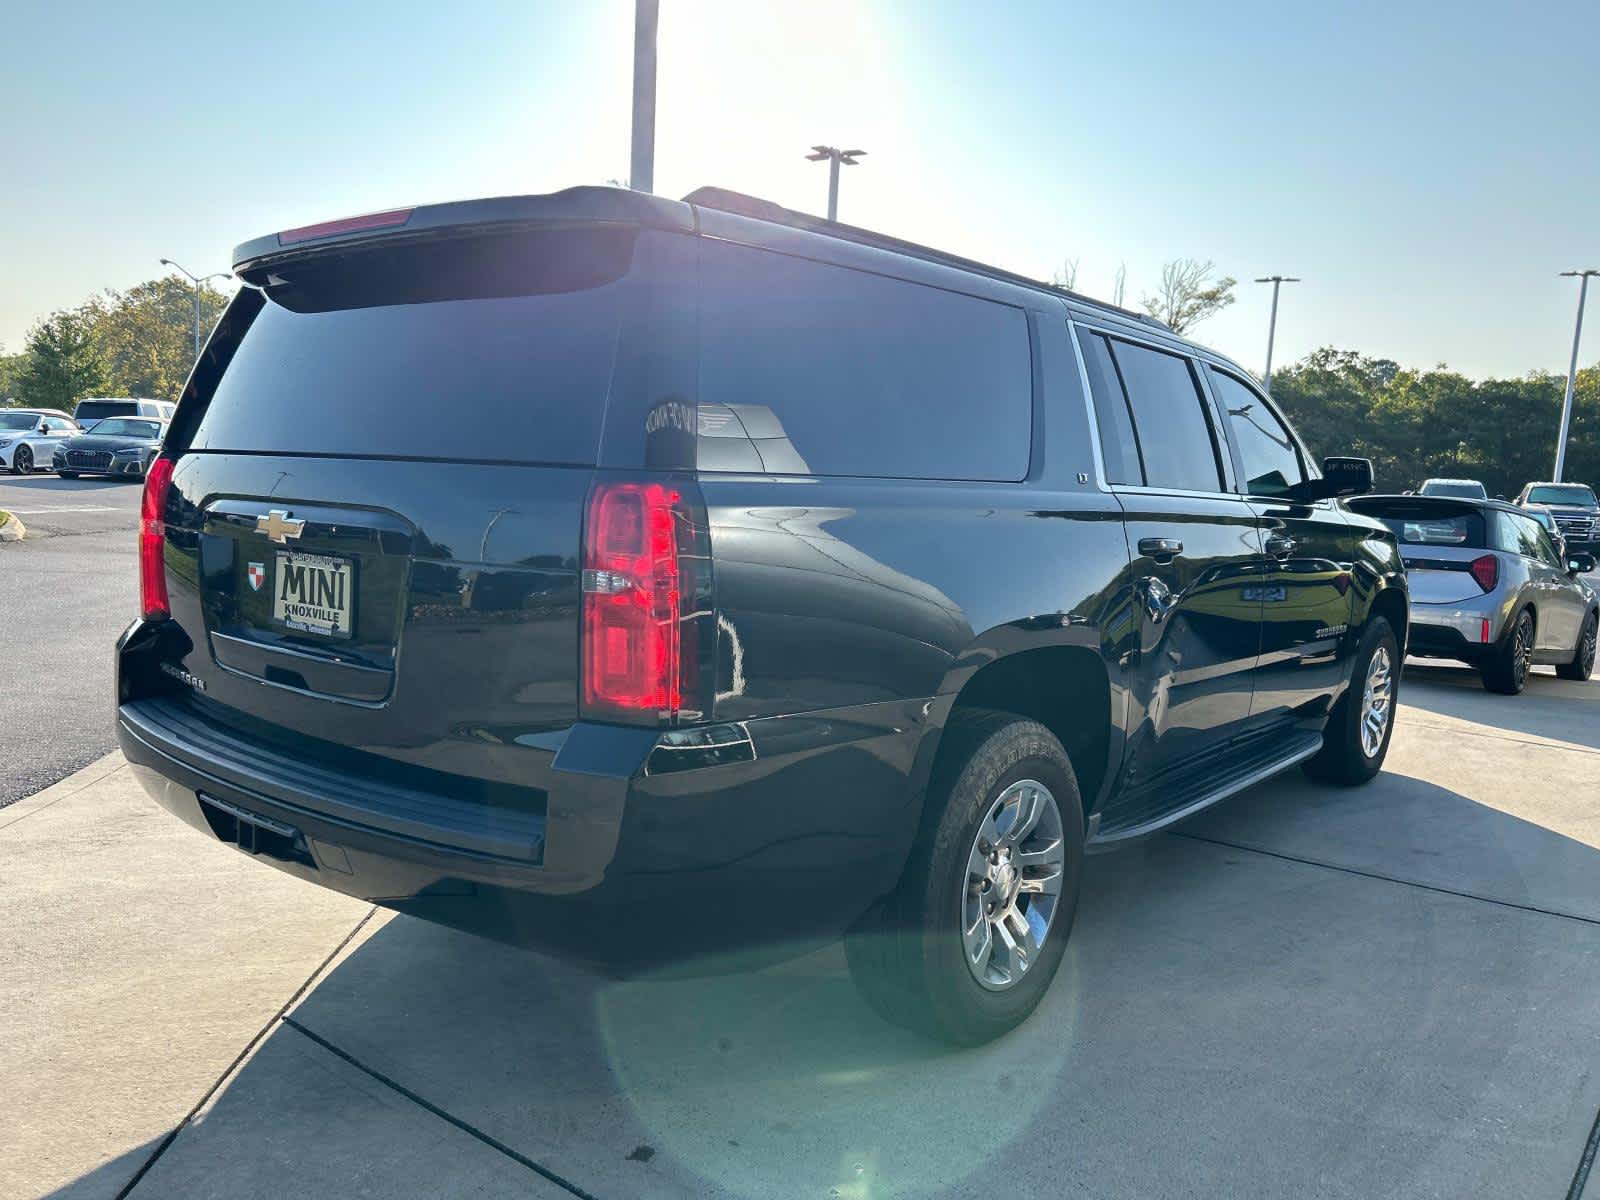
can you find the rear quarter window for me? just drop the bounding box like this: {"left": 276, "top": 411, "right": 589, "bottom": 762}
{"left": 696, "top": 240, "right": 1033, "bottom": 481}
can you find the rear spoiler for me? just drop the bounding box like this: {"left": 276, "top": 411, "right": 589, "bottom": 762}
{"left": 231, "top": 186, "right": 694, "bottom": 279}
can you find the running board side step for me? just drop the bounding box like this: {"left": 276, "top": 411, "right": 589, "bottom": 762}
{"left": 1086, "top": 732, "right": 1323, "bottom": 851}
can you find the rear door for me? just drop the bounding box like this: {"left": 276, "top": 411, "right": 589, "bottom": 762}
{"left": 1075, "top": 325, "right": 1265, "bottom": 794}
{"left": 1204, "top": 364, "right": 1359, "bottom": 717}
{"left": 157, "top": 222, "right": 692, "bottom": 786}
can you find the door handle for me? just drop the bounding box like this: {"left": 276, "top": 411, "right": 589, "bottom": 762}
{"left": 1138, "top": 537, "right": 1183, "bottom": 559}
{"left": 1265, "top": 533, "right": 1296, "bottom": 558}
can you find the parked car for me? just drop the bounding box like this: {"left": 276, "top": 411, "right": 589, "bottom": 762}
{"left": 72, "top": 397, "right": 176, "bottom": 429}
{"left": 1418, "top": 477, "right": 1489, "bottom": 499}
{"left": 1514, "top": 481, "right": 1600, "bottom": 554}
{"left": 52, "top": 417, "right": 168, "bottom": 479}
{"left": 0, "top": 408, "right": 81, "bottom": 475}
{"left": 1348, "top": 494, "right": 1598, "bottom": 692}
{"left": 115, "top": 185, "right": 1407, "bottom": 1044}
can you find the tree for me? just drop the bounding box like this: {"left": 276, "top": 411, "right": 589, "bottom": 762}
{"left": 1141, "top": 258, "right": 1236, "bottom": 334}
{"left": 1051, "top": 257, "right": 1079, "bottom": 290}
{"left": 0, "top": 348, "right": 27, "bottom": 403}
{"left": 16, "top": 309, "right": 108, "bottom": 410}
{"left": 91, "top": 277, "right": 232, "bottom": 401}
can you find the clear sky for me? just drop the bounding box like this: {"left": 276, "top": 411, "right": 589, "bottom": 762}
{"left": 4, "top": 0, "right": 1597, "bottom": 379}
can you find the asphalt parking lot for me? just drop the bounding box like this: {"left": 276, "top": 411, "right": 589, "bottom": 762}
{"left": 0, "top": 474, "right": 139, "bottom": 804}
{"left": 4, "top": 659, "right": 1599, "bottom": 1200}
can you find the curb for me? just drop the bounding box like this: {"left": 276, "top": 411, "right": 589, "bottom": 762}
{"left": 0, "top": 751, "right": 126, "bottom": 832}
{"left": 0, "top": 511, "right": 24, "bottom": 541}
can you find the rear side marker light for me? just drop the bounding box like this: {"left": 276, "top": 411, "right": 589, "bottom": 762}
{"left": 277, "top": 208, "right": 414, "bottom": 246}
{"left": 581, "top": 482, "right": 684, "bottom": 721}
{"left": 1468, "top": 554, "right": 1498, "bottom": 593}
{"left": 140, "top": 456, "right": 177, "bottom": 620}
{"left": 1480, "top": 618, "right": 1491, "bottom": 644}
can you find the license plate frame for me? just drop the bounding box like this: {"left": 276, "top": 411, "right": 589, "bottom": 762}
{"left": 270, "top": 550, "right": 356, "bottom": 640}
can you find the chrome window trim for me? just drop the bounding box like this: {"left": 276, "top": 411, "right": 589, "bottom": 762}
{"left": 1064, "top": 315, "right": 1108, "bottom": 491}
{"left": 1069, "top": 315, "right": 1246, "bottom": 504}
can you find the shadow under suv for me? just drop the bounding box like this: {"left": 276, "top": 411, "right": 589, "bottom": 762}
{"left": 116, "top": 186, "right": 1408, "bottom": 1043}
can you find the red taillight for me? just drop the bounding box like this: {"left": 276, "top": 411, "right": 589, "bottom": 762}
{"left": 139, "top": 456, "right": 176, "bottom": 619}
{"left": 277, "top": 207, "right": 414, "bottom": 246}
{"left": 1468, "top": 553, "right": 1499, "bottom": 593}
{"left": 581, "top": 481, "right": 684, "bottom": 721}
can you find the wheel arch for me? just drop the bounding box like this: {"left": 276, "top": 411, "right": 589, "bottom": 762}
{"left": 923, "top": 643, "right": 1117, "bottom": 828}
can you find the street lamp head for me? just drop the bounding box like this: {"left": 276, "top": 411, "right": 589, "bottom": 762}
{"left": 807, "top": 145, "right": 834, "bottom": 160}
{"left": 159, "top": 258, "right": 173, "bottom": 267}
{"left": 840, "top": 149, "right": 866, "bottom": 160}
{"left": 1253, "top": 276, "right": 1301, "bottom": 284}
{"left": 1560, "top": 269, "right": 1600, "bottom": 278}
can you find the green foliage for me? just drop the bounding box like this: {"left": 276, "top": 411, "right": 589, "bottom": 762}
{"left": 1271, "top": 349, "right": 1600, "bottom": 494}
{"left": 16, "top": 309, "right": 108, "bottom": 410}
{"left": 92, "top": 276, "right": 231, "bottom": 402}
{"left": 8, "top": 276, "right": 231, "bottom": 410}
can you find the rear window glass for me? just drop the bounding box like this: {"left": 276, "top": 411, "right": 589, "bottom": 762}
{"left": 1419, "top": 481, "right": 1486, "bottom": 498}
{"left": 76, "top": 401, "right": 138, "bottom": 421}
{"left": 1104, "top": 338, "right": 1222, "bottom": 493}
{"left": 1357, "top": 502, "right": 1486, "bottom": 547}
{"left": 697, "top": 240, "right": 1032, "bottom": 481}
{"left": 189, "top": 228, "right": 636, "bottom": 465}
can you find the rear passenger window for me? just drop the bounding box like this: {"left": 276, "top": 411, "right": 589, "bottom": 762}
{"left": 1208, "top": 368, "right": 1305, "bottom": 497}
{"left": 1077, "top": 330, "right": 1143, "bottom": 485}
{"left": 697, "top": 240, "right": 1032, "bottom": 481}
{"left": 1105, "top": 338, "right": 1222, "bottom": 492}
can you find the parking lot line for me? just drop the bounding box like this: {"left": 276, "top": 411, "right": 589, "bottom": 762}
{"left": 4, "top": 505, "right": 123, "bottom": 514}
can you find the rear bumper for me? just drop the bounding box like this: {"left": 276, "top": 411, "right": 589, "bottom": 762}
{"left": 1407, "top": 606, "right": 1497, "bottom": 662}
{"left": 116, "top": 622, "right": 929, "bottom": 967}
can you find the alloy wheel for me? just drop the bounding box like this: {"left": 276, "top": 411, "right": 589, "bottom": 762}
{"left": 962, "top": 779, "right": 1066, "bottom": 991}
{"left": 1513, "top": 614, "right": 1532, "bottom": 688}
{"left": 12, "top": 446, "right": 31, "bottom": 475}
{"left": 1359, "top": 644, "right": 1393, "bottom": 758}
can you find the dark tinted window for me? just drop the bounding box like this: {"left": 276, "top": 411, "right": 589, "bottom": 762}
{"left": 1526, "top": 484, "right": 1597, "bottom": 506}
{"left": 1357, "top": 501, "right": 1487, "bottom": 547}
{"left": 190, "top": 228, "right": 637, "bottom": 464}
{"left": 697, "top": 241, "right": 1032, "bottom": 481}
{"left": 1420, "top": 481, "right": 1487, "bottom": 499}
{"left": 1077, "top": 330, "right": 1142, "bottom": 484}
{"left": 75, "top": 401, "right": 138, "bottom": 422}
{"left": 1106, "top": 339, "right": 1221, "bottom": 492}
{"left": 1209, "top": 368, "right": 1304, "bottom": 497}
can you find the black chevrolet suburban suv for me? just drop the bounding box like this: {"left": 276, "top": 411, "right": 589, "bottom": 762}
{"left": 117, "top": 186, "right": 1407, "bottom": 1044}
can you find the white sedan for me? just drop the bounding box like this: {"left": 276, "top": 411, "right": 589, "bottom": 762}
{"left": 0, "top": 409, "right": 82, "bottom": 475}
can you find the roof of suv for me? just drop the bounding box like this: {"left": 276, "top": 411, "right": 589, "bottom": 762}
{"left": 230, "top": 185, "right": 1258, "bottom": 373}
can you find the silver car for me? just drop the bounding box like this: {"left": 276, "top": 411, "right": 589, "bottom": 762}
{"left": 0, "top": 408, "right": 82, "bottom": 475}
{"left": 1349, "top": 495, "right": 1598, "bottom": 693}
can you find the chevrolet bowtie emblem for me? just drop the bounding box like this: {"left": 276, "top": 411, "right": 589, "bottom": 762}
{"left": 256, "top": 509, "right": 306, "bottom": 544}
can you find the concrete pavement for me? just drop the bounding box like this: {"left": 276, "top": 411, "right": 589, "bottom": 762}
{"left": 4, "top": 665, "right": 1600, "bottom": 1199}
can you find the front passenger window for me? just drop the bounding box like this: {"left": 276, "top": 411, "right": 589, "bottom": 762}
{"left": 1209, "top": 368, "right": 1305, "bottom": 498}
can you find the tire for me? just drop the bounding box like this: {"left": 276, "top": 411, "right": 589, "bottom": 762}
{"left": 10, "top": 446, "right": 32, "bottom": 475}
{"left": 1304, "top": 616, "right": 1399, "bottom": 786}
{"left": 844, "top": 709, "right": 1085, "bottom": 1045}
{"left": 1557, "top": 610, "right": 1597, "bottom": 681}
{"left": 1482, "top": 608, "right": 1534, "bottom": 694}
{"left": 57, "top": 472, "right": 78, "bottom": 480}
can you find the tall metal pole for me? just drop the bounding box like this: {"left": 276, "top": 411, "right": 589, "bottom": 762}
{"left": 159, "top": 259, "right": 228, "bottom": 365}
{"left": 1555, "top": 269, "right": 1597, "bottom": 482}
{"left": 1254, "top": 275, "right": 1299, "bottom": 394}
{"left": 629, "top": 0, "right": 658, "bottom": 193}
{"left": 806, "top": 146, "right": 865, "bottom": 222}
{"left": 827, "top": 155, "right": 840, "bottom": 222}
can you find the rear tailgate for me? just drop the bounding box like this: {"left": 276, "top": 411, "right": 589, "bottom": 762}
{"left": 1348, "top": 496, "right": 1492, "bottom": 604}
{"left": 152, "top": 217, "right": 690, "bottom": 789}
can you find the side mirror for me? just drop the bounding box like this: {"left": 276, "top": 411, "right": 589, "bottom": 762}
{"left": 1281, "top": 456, "right": 1374, "bottom": 503}
{"left": 1568, "top": 552, "right": 1596, "bottom": 576}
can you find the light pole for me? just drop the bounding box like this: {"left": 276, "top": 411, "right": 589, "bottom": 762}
{"left": 1554, "top": 269, "right": 1598, "bottom": 482}
{"left": 629, "top": 0, "right": 658, "bottom": 192}
{"left": 806, "top": 145, "right": 866, "bottom": 222}
{"left": 159, "top": 259, "right": 230, "bottom": 360}
{"left": 1253, "top": 275, "right": 1300, "bottom": 394}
